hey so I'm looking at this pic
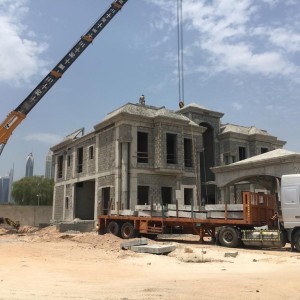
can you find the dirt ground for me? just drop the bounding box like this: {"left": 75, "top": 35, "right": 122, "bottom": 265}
{"left": 0, "top": 226, "right": 300, "bottom": 300}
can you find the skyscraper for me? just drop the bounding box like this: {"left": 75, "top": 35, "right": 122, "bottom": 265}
{"left": 0, "top": 167, "right": 13, "bottom": 203}
{"left": 45, "top": 150, "right": 54, "bottom": 179}
{"left": 25, "top": 153, "right": 34, "bottom": 177}
{"left": 0, "top": 176, "right": 10, "bottom": 203}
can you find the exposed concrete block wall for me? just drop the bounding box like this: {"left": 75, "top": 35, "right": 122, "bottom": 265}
{"left": 0, "top": 205, "right": 53, "bottom": 227}
{"left": 182, "top": 176, "right": 196, "bottom": 185}
{"left": 56, "top": 220, "right": 95, "bottom": 233}
{"left": 64, "top": 184, "right": 73, "bottom": 221}
{"left": 136, "top": 126, "right": 155, "bottom": 168}
{"left": 97, "top": 175, "right": 115, "bottom": 213}
{"left": 137, "top": 174, "right": 177, "bottom": 205}
{"left": 158, "top": 124, "right": 184, "bottom": 170}
{"left": 53, "top": 185, "right": 64, "bottom": 221}
{"left": 98, "top": 128, "right": 116, "bottom": 172}
{"left": 87, "top": 140, "right": 96, "bottom": 175}
{"left": 75, "top": 137, "right": 96, "bottom": 178}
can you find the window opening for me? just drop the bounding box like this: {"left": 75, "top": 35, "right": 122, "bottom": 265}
{"left": 184, "top": 188, "right": 193, "bottom": 205}
{"left": 57, "top": 155, "right": 63, "bottom": 178}
{"left": 166, "top": 133, "right": 177, "bottom": 164}
{"left": 77, "top": 147, "right": 83, "bottom": 173}
{"left": 89, "top": 146, "right": 94, "bottom": 159}
{"left": 65, "top": 197, "right": 69, "bottom": 209}
{"left": 137, "top": 132, "right": 148, "bottom": 163}
{"left": 261, "top": 147, "right": 268, "bottom": 154}
{"left": 137, "top": 186, "right": 149, "bottom": 205}
{"left": 161, "top": 187, "right": 172, "bottom": 205}
{"left": 238, "top": 146, "right": 246, "bottom": 161}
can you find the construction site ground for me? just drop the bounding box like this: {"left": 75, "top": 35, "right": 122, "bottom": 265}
{"left": 0, "top": 226, "right": 299, "bottom": 300}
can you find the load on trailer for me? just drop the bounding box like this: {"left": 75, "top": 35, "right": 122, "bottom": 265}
{"left": 97, "top": 174, "right": 300, "bottom": 252}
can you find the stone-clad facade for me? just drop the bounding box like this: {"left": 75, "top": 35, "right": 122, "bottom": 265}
{"left": 51, "top": 102, "right": 285, "bottom": 222}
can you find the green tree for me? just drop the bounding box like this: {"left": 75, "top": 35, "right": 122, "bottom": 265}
{"left": 12, "top": 176, "right": 54, "bottom": 206}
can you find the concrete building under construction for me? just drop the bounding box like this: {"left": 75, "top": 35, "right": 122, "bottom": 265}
{"left": 50, "top": 101, "right": 285, "bottom": 222}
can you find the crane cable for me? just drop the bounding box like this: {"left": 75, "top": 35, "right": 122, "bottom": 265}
{"left": 177, "top": 0, "right": 185, "bottom": 109}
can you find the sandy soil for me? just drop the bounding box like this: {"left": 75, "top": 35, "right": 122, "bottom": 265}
{"left": 0, "top": 226, "right": 300, "bottom": 300}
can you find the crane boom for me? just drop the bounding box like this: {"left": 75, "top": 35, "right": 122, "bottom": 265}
{"left": 0, "top": 0, "right": 128, "bottom": 156}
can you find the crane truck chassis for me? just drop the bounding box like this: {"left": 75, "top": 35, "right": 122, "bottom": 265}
{"left": 97, "top": 175, "right": 300, "bottom": 252}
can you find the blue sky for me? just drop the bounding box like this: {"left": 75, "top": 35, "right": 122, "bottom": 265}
{"left": 0, "top": 0, "right": 300, "bottom": 180}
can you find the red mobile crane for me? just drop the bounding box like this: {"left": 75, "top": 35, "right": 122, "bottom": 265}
{"left": 0, "top": 0, "right": 128, "bottom": 156}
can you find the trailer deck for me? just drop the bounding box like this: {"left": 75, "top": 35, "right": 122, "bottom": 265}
{"left": 97, "top": 192, "right": 277, "bottom": 241}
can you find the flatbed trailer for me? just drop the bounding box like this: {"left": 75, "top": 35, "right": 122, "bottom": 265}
{"left": 97, "top": 192, "right": 277, "bottom": 248}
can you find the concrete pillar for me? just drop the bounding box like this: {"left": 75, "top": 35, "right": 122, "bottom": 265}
{"left": 220, "top": 187, "right": 230, "bottom": 204}
{"left": 63, "top": 185, "right": 66, "bottom": 221}
{"left": 71, "top": 183, "right": 75, "bottom": 220}
{"left": 94, "top": 180, "right": 99, "bottom": 220}
{"left": 51, "top": 187, "right": 57, "bottom": 221}
{"left": 121, "top": 142, "right": 129, "bottom": 209}
{"left": 115, "top": 129, "right": 121, "bottom": 211}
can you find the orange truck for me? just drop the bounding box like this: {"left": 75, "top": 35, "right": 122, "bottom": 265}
{"left": 97, "top": 191, "right": 280, "bottom": 249}
{"left": 98, "top": 175, "right": 300, "bottom": 252}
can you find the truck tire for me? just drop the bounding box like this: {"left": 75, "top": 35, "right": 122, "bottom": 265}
{"left": 293, "top": 230, "right": 300, "bottom": 252}
{"left": 121, "top": 222, "right": 137, "bottom": 239}
{"left": 106, "top": 221, "right": 120, "bottom": 236}
{"left": 218, "top": 226, "right": 240, "bottom": 248}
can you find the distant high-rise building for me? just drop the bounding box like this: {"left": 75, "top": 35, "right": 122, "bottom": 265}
{"left": 8, "top": 166, "right": 14, "bottom": 203}
{"left": 0, "top": 176, "right": 10, "bottom": 203}
{"left": 45, "top": 150, "right": 54, "bottom": 179}
{"left": 25, "top": 153, "right": 34, "bottom": 177}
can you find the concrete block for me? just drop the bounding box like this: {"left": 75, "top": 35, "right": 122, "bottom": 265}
{"left": 168, "top": 211, "right": 206, "bottom": 219}
{"left": 120, "top": 238, "right": 148, "bottom": 250}
{"left": 207, "top": 211, "right": 244, "bottom": 219}
{"left": 138, "top": 211, "right": 168, "bottom": 217}
{"left": 109, "top": 210, "right": 137, "bottom": 216}
{"left": 57, "top": 220, "right": 95, "bottom": 232}
{"left": 194, "top": 212, "right": 207, "bottom": 219}
{"left": 135, "top": 204, "right": 166, "bottom": 211}
{"left": 130, "top": 244, "right": 176, "bottom": 255}
{"left": 205, "top": 204, "right": 243, "bottom": 211}
{"left": 167, "top": 204, "right": 199, "bottom": 211}
{"left": 135, "top": 205, "right": 152, "bottom": 211}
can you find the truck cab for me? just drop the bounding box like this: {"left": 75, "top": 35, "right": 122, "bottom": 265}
{"left": 281, "top": 174, "right": 300, "bottom": 229}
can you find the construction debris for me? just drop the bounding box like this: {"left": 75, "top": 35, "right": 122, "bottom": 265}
{"left": 130, "top": 244, "right": 176, "bottom": 255}
{"left": 120, "top": 238, "right": 148, "bottom": 250}
{"left": 120, "top": 238, "right": 176, "bottom": 255}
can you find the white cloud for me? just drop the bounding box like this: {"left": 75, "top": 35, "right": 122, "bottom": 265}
{"left": 261, "top": 0, "right": 280, "bottom": 7}
{"left": 24, "top": 133, "right": 62, "bottom": 145}
{"left": 0, "top": 0, "right": 49, "bottom": 84}
{"left": 232, "top": 102, "right": 242, "bottom": 110}
{"left": 269, "top": 28, "right": 300, "bottom": 53}
{"left": 149, "top": 0, "right": 300, "bottom": 79}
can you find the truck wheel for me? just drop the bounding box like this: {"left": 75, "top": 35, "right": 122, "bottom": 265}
{"left": 293, "top": 231, "right": 300, "bottom": 252}
{"left": 121, "top": 222, "right": 137, "bottom": 239}
{"left": 106, "top": 221, "right": 120, "bottom": 236}
{"left": 218, "top": 227, "right": 240, "bottom": 248}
